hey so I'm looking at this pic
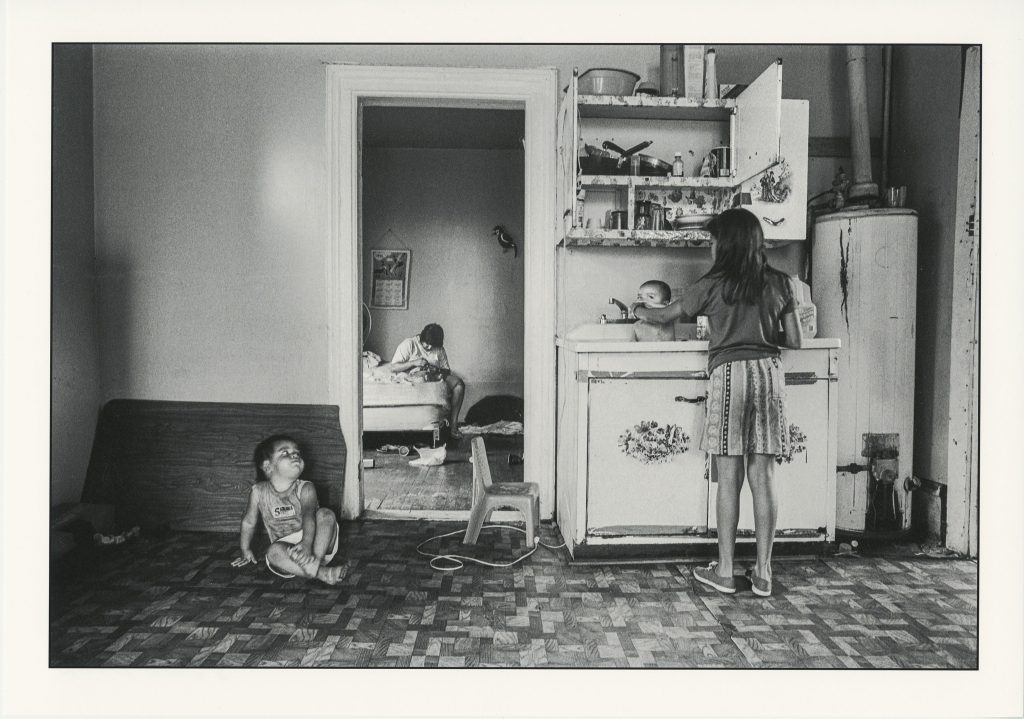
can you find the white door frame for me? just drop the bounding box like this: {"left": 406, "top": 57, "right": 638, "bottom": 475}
{"left": 944, "top": 46, "right": 980, "bottom": 557}
{"left": 326, "top": 65, "right": 558, "bottom": 520}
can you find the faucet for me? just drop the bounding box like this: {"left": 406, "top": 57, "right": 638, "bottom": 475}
{"left": 608, "top": 297, "right": 629, "bottom": 319}
{"left": 601, "top": 297, "right": 637, "bottom": 324}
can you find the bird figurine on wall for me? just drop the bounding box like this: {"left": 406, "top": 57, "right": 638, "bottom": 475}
{"left": 492, "top": 225, "right": 518, "bottom": 258}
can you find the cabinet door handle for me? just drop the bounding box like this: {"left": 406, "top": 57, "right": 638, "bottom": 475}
{"left": 675, "top": 395, "right": 707, "bottom": 404}
{"left": 763, "top": 216, "right": 785, "bottom": 226}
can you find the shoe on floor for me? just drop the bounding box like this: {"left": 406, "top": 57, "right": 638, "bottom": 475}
{"left": 692, "top": 562, "right": 736, "bottom": 594}
{"left": 376, "top": 444, "right": 410, "bottom": 456}
{"left": 745, "top": 568, "right": 773, "bottom": 597}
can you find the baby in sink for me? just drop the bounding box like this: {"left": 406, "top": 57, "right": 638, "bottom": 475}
{"left": 632, "top": 280, "right": 676, "bottom": 342}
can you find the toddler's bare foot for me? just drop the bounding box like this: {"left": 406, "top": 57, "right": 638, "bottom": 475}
{"left": 316, "top": 562, "right": 349, "bottom": 586}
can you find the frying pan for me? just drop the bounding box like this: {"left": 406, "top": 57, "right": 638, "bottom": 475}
{"left": 602, "top": 140, "right": 673, "bottom": 177}
{"left": 579, "top": 144, "right": 621, "bottom": 175}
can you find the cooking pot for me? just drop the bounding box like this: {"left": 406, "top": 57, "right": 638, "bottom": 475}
{"left": 602, "top": 140, "right": 673, "bottom": 177}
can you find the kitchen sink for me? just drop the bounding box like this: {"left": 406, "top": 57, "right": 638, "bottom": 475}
{"left": 565, "top": 323, "right": 636, "bottom": 342}
{"left": 565, "top": 322, "right": 702, "bottom": 342}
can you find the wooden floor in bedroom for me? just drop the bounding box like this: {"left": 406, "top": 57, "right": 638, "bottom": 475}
{"left": 361, "top": 434, "right": 524, "bottom": 512}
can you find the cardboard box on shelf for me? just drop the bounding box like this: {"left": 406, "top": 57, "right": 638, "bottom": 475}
{"left": 683, "top": 45, "right": 705, "bottom": 100}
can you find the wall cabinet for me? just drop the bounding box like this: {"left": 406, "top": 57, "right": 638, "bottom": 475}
{"left": 555, "top": 339, "right": 838, "bottom": 558}
{"left": 557, "top": 61, "right": 809, "bottom": 247}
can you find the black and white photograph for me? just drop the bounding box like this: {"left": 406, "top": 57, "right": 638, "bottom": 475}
{"left": 4, "top": 2, "right": 1023, "bottom": 717}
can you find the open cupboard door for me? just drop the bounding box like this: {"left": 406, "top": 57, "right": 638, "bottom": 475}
{"left": 733, "top": 60, "right": 782, "bottom": 185}
{"left": 556, "top": 73, "right": 578, "bottom": 237}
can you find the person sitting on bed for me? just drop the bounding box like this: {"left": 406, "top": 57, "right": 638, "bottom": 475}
{"left": 231, "top": 434, "right": 348, "bottom": 585}
{"left": 390, "top": 323, "right": 466, "bottom": 439}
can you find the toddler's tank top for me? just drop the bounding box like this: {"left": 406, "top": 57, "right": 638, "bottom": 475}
{"left": 252, "top": 479, "right": 314, "bottom": 542}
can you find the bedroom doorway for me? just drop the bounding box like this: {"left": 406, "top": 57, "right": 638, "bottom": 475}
{"left": 359, "top": 105, "right": 526, "bottom": 517}
{"left": 326, "top": 66, "right": 558, "bottom": 522}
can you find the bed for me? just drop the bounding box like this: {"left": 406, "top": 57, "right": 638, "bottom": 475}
{"left": 362, "top": 352, "right": 450, "bottom": 443}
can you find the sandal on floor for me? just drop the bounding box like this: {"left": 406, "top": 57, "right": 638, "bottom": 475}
{"left": 692, "top": 562, "right": 736, "bottom": 594}
{"left": 745, "top": 568, "right": 773, "bottom": 597}
{"left": 376, "top": 444, "right": 410, "bottom": 456}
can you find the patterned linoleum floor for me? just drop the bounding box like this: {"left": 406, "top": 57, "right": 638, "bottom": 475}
{"left": 50, "top": 522, "right": 978, "bottom": 668}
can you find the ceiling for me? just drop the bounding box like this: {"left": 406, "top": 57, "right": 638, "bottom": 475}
{"left": 362, "top": 106, "right": 525, "bottom": 150}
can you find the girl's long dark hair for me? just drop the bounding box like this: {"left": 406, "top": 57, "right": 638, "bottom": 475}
{"left": 703, "top": 208, "right": 784, "bottom": 305}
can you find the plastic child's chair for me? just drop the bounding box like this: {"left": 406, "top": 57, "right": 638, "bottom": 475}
{"left": 463, "top": 436, "right": 540, "bottom": 547}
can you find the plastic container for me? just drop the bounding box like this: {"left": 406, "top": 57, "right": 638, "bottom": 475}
{"left": 790, "top": 276, "right": 818, "bottom": 338}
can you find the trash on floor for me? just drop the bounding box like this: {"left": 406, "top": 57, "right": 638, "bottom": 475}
{"left": 409, "top": 445, "right": 447, "bottom": 467}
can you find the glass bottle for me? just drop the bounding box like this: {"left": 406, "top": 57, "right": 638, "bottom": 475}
{"left": 672, "top": 152, "right": 684, "bottom": 177}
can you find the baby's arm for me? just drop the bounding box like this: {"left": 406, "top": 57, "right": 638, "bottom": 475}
{"left": 232, "top": 487, "right": 260, "bottom": 566}
{"left": 287, "top": 483, "right": 322, "bottom": 572}
{"left": 299, "top": 483, "right": 318, "bottom": 555}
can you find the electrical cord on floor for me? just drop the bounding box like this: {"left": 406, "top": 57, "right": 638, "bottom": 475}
{"left": 416, "top": 524, "right": 566, "bottom": 572}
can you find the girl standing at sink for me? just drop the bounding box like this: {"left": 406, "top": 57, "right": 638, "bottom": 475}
{"left": 632, "top": 208, "right": 804, "bottom": 597}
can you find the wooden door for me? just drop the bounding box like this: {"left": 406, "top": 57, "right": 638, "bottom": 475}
{"left": 945, "top": 45, "right": 980, "bottom": 557}
{"left": 557, "top": 71, "right": 579, "bottom": 236}
{"left": 586, "top": 378, "right": 709, "bottom": 534}
{"left": 741, "top": 99, "right": 809, "bottom": 241}
{"left": 733, "top": 60, "right": 783, "bottom": 185}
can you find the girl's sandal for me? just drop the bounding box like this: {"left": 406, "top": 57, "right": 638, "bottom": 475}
{"left": 693, "top": 562, "right": 736, "bottom": 594}
{"left": 745, "top": 568, "right": 773, "bottom": 597}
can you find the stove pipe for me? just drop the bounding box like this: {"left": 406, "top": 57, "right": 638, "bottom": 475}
{"left": 845, "top": 45, "right": 879, "bottom": 200}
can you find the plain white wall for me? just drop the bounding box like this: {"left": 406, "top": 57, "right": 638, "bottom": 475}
{"left": 91, "top": 44, "right": 877, "bottom": 402}
{"left": 52, "top": 44, "right": 101, "bottom": 507}
{"left": 362, "top": 146, "right": 525, "bottom": 417}
{"left": 58, "top": 44, "right": 886, "bottom": 503}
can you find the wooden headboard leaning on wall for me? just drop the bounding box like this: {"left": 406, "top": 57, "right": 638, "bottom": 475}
{"left": 81, "top": 400, "right": 346, "bottom": 533}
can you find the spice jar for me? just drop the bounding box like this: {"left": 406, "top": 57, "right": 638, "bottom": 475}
{"left": 672, "top": 152, "right": 684, "bottom": 177}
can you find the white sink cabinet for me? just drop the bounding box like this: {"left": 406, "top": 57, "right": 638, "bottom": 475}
{"left": 555, "top": 335, "right": 839, "bottom": 558}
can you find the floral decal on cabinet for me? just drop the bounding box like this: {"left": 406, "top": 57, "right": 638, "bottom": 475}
{"left": 775, "top": 423, "right": 808, "bottom": 464}
{"left": 618, "top": 421, "right": 691, "bottom": 464}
